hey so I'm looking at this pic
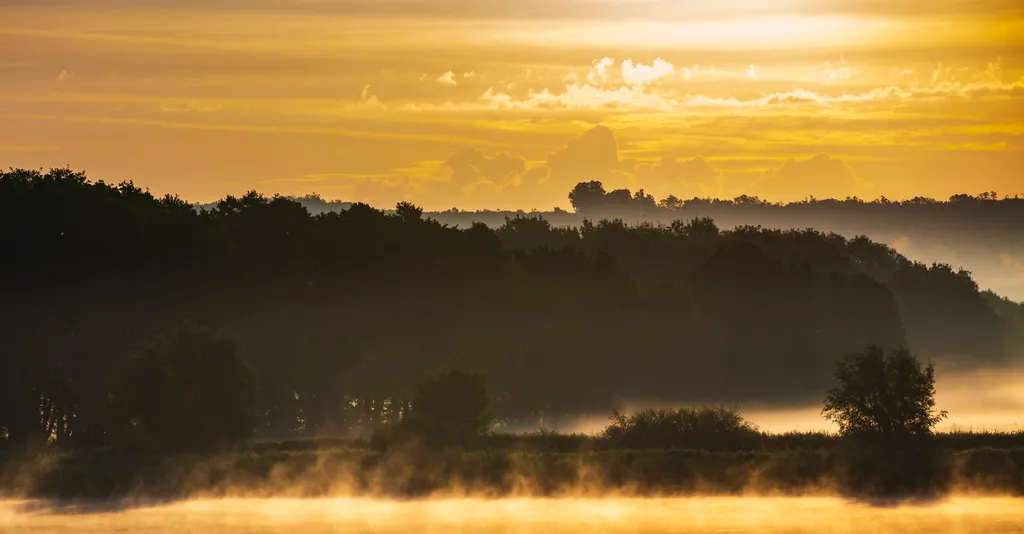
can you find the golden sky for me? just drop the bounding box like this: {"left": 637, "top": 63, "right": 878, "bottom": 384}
{"left": 1, "top": 0, "right": 1022, "bottom": 210}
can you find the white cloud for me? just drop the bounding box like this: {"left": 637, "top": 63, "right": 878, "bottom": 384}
{"left": 825, "top": 59, "right": 853, "bottom": 82}
{"left": 680, "top": 64, "right": 767, "bottom": 82}
{"left": 682, "top": 65, "right": 712, "bottom": 80}
{"left": 587, "top": 57, "right": 615, "bottom": 83}
{"left": 426, "top": 74, "right": 1024, "bottom": 112}
{"left": 679, "top": 78, "right": 1024, "bottom": 108}
{"left": 405, "top": 57, "right": 1023, "bottom": 113}
{"left": 621, "top": 58, "right": 674, "bottom": 87}
{"left": 463, "top": 71, "right": 475, "bottom": 78}
{"left": 480, "top": 83, "right": 676, "bottom": 110}
{"left": 801, "top": 58, "right": 857, "bottom": 84}
{"left": 56, "top": 69, "right": 73, "bottom": 81}
{"left": 981, "top": 58, "right": 1004, "bottom": 84}
{"left": 359, "top": 85, "right": 386, "bottom": 110}
{"left": 437, "top": 71, "right": 457, "bottom": 85}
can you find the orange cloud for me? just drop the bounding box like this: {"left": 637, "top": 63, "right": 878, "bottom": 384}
{"left": 755, "top": 154, "right": 872, "bottom": 201}
{"left": 443, "top": 147, "right": 527, "bottom": 186}
{"left": 636, "top": 156, "right": 723, "bottom": 197}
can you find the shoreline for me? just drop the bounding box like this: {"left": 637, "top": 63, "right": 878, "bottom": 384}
{"left": 3, "top": 446, "right": 1022, "bottom": 501}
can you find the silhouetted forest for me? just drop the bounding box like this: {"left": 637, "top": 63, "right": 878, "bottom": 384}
{"left": 235, "top": 181, "right": 1024, "bottom": 299}
{"left": 2, "top": 167, "right": 1022, "bottom": 448}
{"left": 205, "top": 182, "right": 1024, "bottom": 256}
{"left": 217, "top": 186, "right": 1024, "bottom": 254}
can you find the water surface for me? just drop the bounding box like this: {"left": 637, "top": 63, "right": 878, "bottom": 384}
{"left": 2, "top": 496, "right": 1023, "bottom": 533}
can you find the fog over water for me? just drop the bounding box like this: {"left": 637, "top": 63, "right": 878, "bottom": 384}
{"left": 530, "top": 367, "right": 1024, "bottom": 435}
{"left": 744, "top": 366, "right": 1024, "bottom": 434}
{"left": 3, "top": 496, "right": 1023, "bottom": 533}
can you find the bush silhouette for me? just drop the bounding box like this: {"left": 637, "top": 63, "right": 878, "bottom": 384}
{"left": 604, "top": 406, "right": 761, "bottom": 451}
{"left": 373, "top": 370, "right": 492, "bottom": 449}
{"left": 107, "top": 324, "right": 258, "bottom": 452}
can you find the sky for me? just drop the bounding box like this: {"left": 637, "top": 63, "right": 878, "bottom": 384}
{"left": 1, "top": 0, "right": 1022, "bottom": 210}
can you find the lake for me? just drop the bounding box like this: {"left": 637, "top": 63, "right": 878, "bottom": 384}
{"left": 2, "top": 496, "right": 1023, "bottom": 533}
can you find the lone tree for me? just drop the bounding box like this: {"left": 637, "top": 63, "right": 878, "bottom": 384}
{"left": 568, "top": 181, "right": 607, "bottom": 213}
{"left": 822, "top": 345, "right": 947, "bottom": 437}
{"left": 107, "top": 324, "right": 258, "bottom": 452}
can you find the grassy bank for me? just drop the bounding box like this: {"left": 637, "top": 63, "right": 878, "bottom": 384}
{"left": 3, "top": 438, "right": 1023, "bottom": 500}
{"left": 255, "top": 429, "right": 1024, "bottom": 454}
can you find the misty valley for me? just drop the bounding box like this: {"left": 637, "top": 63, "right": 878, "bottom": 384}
{"left": 1, "top": 169, "right": 1022, "bottom": 533}
{"left": 4, "top": 0, "right": 1023, "bottom": 529}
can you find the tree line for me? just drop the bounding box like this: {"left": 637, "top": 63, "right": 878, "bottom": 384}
{"left": 425, "top": 183, "right": 1024, "bottom": 301}
{"left": 566, "top": 180, "right": 1023, "bottom": 213}
{"left": 1, "top": 167, "right": 1021, "bottom": 449}
{"left": 233, "top": 183, "right": 1024, "bottom": 253}
{"left": 66, "top": 325, "right": 954, "bottom": 454}
{"left": 288, "top": 181, "right": 1024, "bottom": 306}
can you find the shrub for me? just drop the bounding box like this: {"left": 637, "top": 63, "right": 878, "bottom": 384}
{"left": 603, "top": 406, "right": 761, "bottom": 450}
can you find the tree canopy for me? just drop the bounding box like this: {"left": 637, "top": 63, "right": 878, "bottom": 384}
{"left": 822, "top": 345, "right": 947, "bottom": 437}
{"left": 107, "top": 324, "right": 258, "bottom": 452}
